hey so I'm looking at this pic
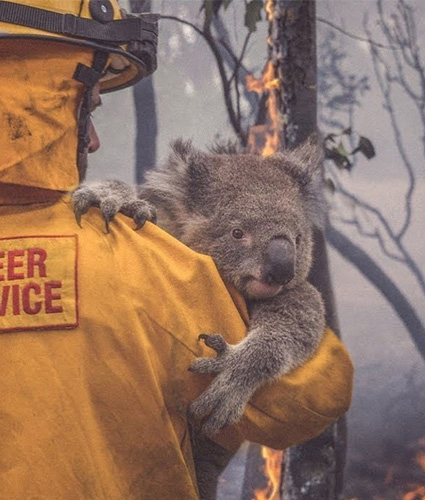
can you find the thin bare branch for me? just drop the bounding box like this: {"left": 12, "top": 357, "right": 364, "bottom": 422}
{"left": 316, "top": 16, "right": 399, "bottom": 50}
{"left": 228, "top": 31, "right": 252, "bottom": 86}
{"left": 328, "top": 226, "right": 425, "bottom": 362}
{"left": 365, "top": 20, "right": 416, "bottom": 239}
{"left": 161, "top": 15, "right": 206, "bottom": 43}
{"left": 161, "top": 14, "right": 248, "bottom": 146}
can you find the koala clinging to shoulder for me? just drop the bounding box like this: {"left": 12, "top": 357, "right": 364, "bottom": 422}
{"left": 73, "top": 136, "right": 327, "bottom": 437}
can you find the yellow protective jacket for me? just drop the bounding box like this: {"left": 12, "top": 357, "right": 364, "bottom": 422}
{"left": 0, "top": 42, "right": 353, "bottom": 500}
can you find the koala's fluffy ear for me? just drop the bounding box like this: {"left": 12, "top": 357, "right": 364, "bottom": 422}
{"left": 142, "top": 138, "right": 210, "bottom": 219}
{"left": 277, "top": 136, "right": 327, "bottom": 228}
{"left": 168, "top": 139, "right": 211, "bottom": 205}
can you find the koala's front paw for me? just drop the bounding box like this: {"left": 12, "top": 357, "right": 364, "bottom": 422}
{"left": 120, "top": 199, "right": 157, "bottom": 231}
{"left": 188, "top": 374, "right": 249, "bottom": 437}
{"left": 189, "top": 334, "right": 230, "bottom": 374}
{"left": 72, "top": 180, "right": 156, "bottom": 232}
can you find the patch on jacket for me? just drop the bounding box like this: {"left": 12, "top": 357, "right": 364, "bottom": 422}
{"left": 0, "top": 235, "right": 78, "bottom": 333}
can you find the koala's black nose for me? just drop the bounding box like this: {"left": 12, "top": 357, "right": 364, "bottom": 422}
{"left": 264, "top": 238, "right": 295, "bottom": 286}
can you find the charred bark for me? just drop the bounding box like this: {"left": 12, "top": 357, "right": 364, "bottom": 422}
{"left": 273, "top": 1, "right": 347, "bottom": 498}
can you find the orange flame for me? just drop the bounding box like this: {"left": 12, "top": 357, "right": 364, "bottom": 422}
{"left": 345, "top": 438, "right": 425, "bottom": 500}
{"left": 403, "top": 488, "right": 425, "bottom": 500}
{"left": 265, "top": 0, "right": 275, "bottom": 22}
{"left": 247, "top": 5, "right": 283, "bottom": 497}
{"left": 252, "top": 448, "right": 284, "bottom": 500}
{"left": 246, "top": 60, "right": 282, "bottom": 157}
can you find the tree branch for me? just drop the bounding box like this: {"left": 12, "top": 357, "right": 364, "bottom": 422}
{"left": 327, "top": 226, "right": 425, "bottom": 362}
{"left": 316, "top": 16, "right": 399, "bottom": 50}
{"left": 161, "top": 14, "right": 248, "bottom": 146}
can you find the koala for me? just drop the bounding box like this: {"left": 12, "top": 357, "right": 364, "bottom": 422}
{"left": 72, "top": 137, "right": 326, "bottom": 499}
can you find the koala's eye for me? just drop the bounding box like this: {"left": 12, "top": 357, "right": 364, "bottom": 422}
{"left": 295, "top": 234, "right": 302, "bottom": 246}
{"left": 232, "top": 229, "right": 244, "bottom": 240}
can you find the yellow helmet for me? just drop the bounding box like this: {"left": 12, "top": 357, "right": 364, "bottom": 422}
{"left": 0, "top": 0, "right": 158, "bottom": 93}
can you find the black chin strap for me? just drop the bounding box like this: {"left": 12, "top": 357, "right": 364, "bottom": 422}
{"left": 73, "top": 51, "right": 109, "bottom": 153}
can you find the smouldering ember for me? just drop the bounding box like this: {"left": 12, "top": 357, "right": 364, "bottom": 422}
{"left": 345, "top": 437, "right": 425, "bottom": 500}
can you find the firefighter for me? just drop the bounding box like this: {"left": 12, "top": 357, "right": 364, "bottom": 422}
{"left": 0, "top": 1, "right": 353, "bottom": 499}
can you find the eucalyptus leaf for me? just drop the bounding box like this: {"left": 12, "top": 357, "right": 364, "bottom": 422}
{"left": 357, "top": 136, "right": 376, "bottom": 159}
{"left": 201, "top": 1, "right": 215, "bottom": 24}
{"left": 337, "top": 141, "right": 349, "bottom": 157}
{"left": 245, "top": 0, "right": 263, "bottom": 33}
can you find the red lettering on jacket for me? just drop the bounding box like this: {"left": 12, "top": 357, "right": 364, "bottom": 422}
{"left": 8, "top": 250, "right": 25, "bottom": 280}
{"left": 22, "top": 283, "right": 42, "bottom": 315}
{"left": 0, "top": 251, "right": 4, "bottom": 282}
{"left": 45, "top": 281, "right": 63, "bottom": 314}
{"left": 28, "top": 248, "right": 47, "bottom": 278}
{"left": 12, "top": 284, "right": 20, "bottom": 315}
{"left": 0, "top": 286, "right": 10, "bottom": 315}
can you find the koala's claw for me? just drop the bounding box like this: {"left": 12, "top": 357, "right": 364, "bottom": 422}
{"left": 189, "top": 334, "right": 230, "bottom": 374}
{"left": 198, "top": 333, "right": 228, "bottom": 355}
{"left": 189, "top": 357, "right": 223, "bottom": 374}
{"left": 121, "top": 200, "right": 157, "bottom": 231}
{"left": 75, "top": 210, "right": 83, "bottom": 228}
{"left": 72, "top": 187, "right": 97, "bottom": 227}
{"left": 134, "top": 217, "right": 147, "bottom": 231}
{"left": 72, "top": 181, "right": 157, "bottom": 232}
{"left": 100, "top": 197, "right": 121, "bottom": 233}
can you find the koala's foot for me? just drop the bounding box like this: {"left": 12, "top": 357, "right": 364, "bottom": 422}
{"left": 189, "top": 334, "right": 230, "bottom": 374}
{"left": 72, "top": 180, "right": 156, "bottom": 232}
{"left": 188, "top": 372, "right": 250, "bottom": 437}
{"left": 189, "top": 335, "right": 252, "bottom": 437}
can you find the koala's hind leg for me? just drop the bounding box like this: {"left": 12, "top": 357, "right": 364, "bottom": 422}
{"left": 72, "top": 180, "right": 156, "bottom": 232}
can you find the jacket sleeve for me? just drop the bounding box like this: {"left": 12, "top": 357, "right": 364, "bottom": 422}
{"left": 205, "top": 282, "right": 354, "bottom": 452}
{"left": 214, "top": 327, "right": 353, "bottom": 452}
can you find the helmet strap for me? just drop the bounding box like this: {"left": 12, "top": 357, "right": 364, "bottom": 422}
{"left": 73, "top": 50, "right": 108, "bottom": 179}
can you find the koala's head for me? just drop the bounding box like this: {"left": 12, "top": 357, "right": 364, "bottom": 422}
{"left": 143, "top": 138, "right": 326, "bottom": 300}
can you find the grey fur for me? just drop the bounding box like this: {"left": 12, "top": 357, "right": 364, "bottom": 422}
{"left": 72, "top": 137, "right": 326, "bottom": 499}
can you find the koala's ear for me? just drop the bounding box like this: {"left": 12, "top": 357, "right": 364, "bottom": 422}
{"left": 164, "top": 138, "right": 212, "bottom": 212}
{"left": 169, "top": 138, "right": 210, "bottom": 187}
{"left": 286, "top": 135, "right": 324, "bottom": 180}
{"left": 277, "top": 136, "right": 327, "bottom": 228}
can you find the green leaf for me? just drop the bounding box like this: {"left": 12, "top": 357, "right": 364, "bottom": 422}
{"left": 245, "top": 0, "right": 263, "bottom": 33}
{"left": 337, "top": 141, "right": 349, "bottom": 157}
{"left": 356, "top": 136, "right": 376, "bottom": 159}
{"left": 325, "top": 146, "right": 352, "bottom": 170}
{"left": 202, "top": 0, "right": 233, "bottom": 18}
{"left": 201, "top": 1, "right": 213, "bottom": 23}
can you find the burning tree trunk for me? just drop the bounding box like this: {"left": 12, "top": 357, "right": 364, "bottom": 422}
{"left": 270, "top": 1, "right": 346, "bottom": 498}
{"left": 242, "top": 1, "right": 347, "bottom": 498}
